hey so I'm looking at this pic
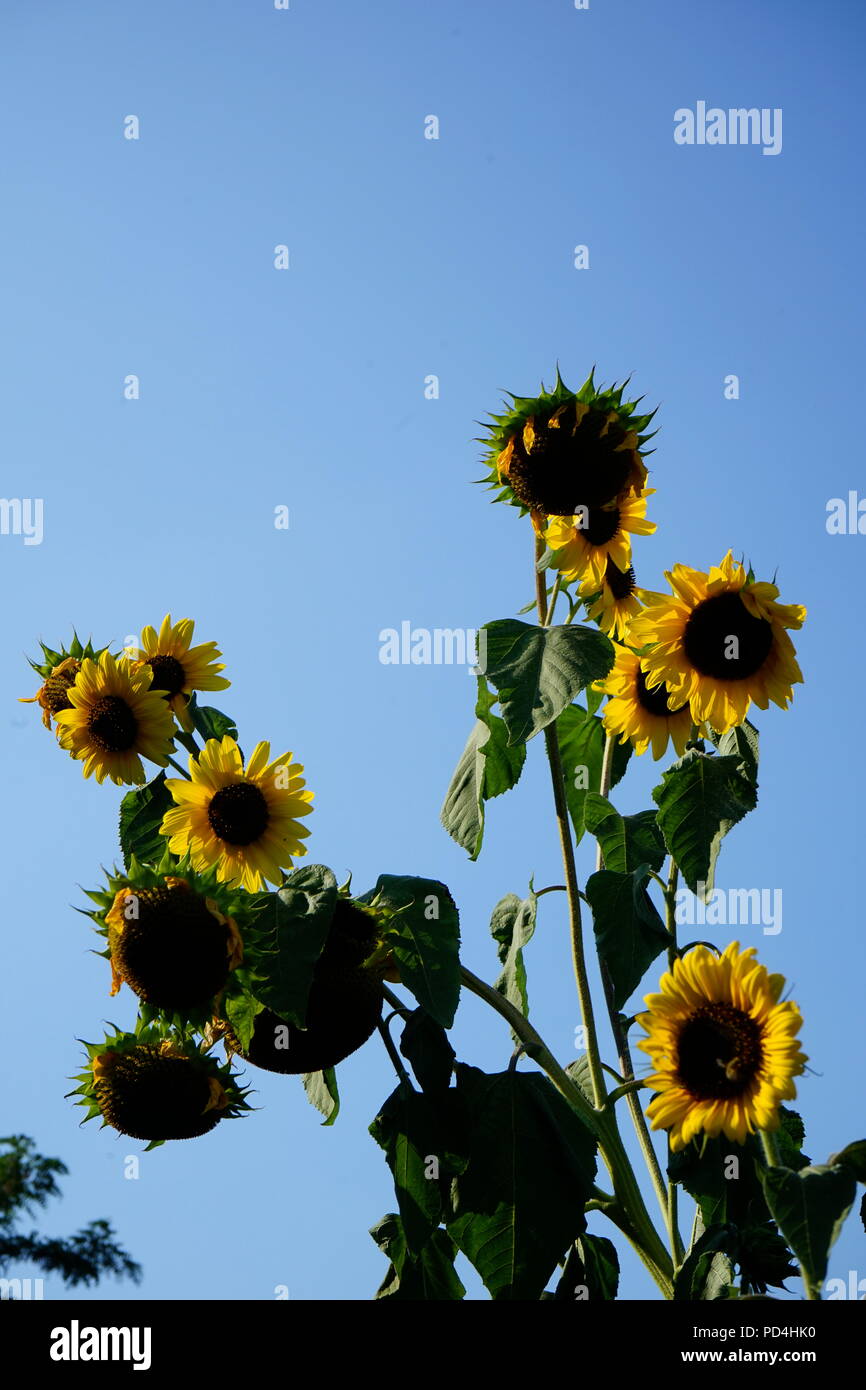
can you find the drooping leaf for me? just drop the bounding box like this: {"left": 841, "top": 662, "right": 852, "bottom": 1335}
{"left": 653, "top": 749, "right": 757, "bottom": 897}
{"left": 480, "top": 619, "right": 615, "bottom": 746}
{"left": 827, "top": 1140, "right": 866, "bottom": 1183}
{"left": 364, "top": 875, "right": 460, "bottom": 1029}
{"left": 554, "top": 1232, "right": 620, "bottom": 1300}
{"left": 489, "top": 890, "right": 537, "bottom": 1032}
{"left": 556, "top": 704, "right": 631, "bottom": 845}
{"left": 118, "top": 773, "right": 173, "bottom": 869}
{"left": 446, "top": 1066, "right": 597, "bottom": 1300}
{"left": 302, "top": 1067, "right": 340, "bottom": 1126}
{"left": 761, "top": 1164, "right": 857, "bottom": 1296}
{"left": 585, "top": 865, "right": 669, "bottom": 1010}
{"left": 399, "top": 1009, "right": 456, "bottom": 1093}
{"left": 222, "top": 988, "right": 264, "bottom": 1053}
{"left": 370, "top": 1086, "right": 468, "bottom": 1255}
{"left": 370, "top": 1214, "right": 465, "bottom": 1301}
{"left": 583, "top": 795, "right": 666, "bottom": 873}
{"left": 440, "top": 678, "right": 526, "bottom": 859}
{"left": 244, "top": 865, "right": 337, "bottom": 1026}
{"left": 674, "top": 1224, "right": 738, "bottom": 1300}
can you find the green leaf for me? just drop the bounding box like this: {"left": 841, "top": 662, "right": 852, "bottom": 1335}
{"left": 489, "top": 890, "right": 537, "bottom": 1033}
{"left": 827, "top": 1140, "right": 866, "bottom": 1183}
{"left": 185, "top": 693, "right": 238, "bottom": 743}
{"left": 440, "top": 678, "right": 526, "bottom": 859}
{"left": 302, "top": 1067, "right": 340, "bottom": 1126}
{"left": 366, "top": 875, "right": 461, "bottom": 1029}
{"left": 555, "top": 1233, "right": 620, "bottom": 1300}
{"left": 583, "top": 795, "right": 666, "bottom": 873}
{"left": 674, "top": 1224, "right": 738, "bottom": 1300}
{"left": 244, "top": 865, "right": 338, "bottom": 1026}
{"left": 399, "top": 1009, "right": 456, "bottom": 1093}
{"left": 223, "top": 989, "right": 264, "bottom": 1053}
{"left": 447, "top": 1065, "right": 597, "bottom": 1300}
{"left": 370, "top": 1087, "right": 467, "bottom": 1255}
{"left": 370, "top": 1215, "right": 465, "bottom": 1301}
{"left": 652, "top": 749, "right": 757, "bottom": 897}
{"left": 118, "top": 773, "right": 173, "bottom": 870}
{"left": 585, "top": 865, "right": 669, "bottom": 1010}
{"left": 480, "top": 619, "right": 614, "bottom": 746}
{"left": 762, "top": 1164, "right": 857, "bottom": 1296}
{"left": 556, "top": 704, "right": 631, "bottom": 845}
{"left": 714, "top": 719, "right": 759, "bottom": 783}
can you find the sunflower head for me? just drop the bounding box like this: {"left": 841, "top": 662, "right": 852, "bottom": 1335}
{"left": 598, "top": 645, "right": 696, "bottom": 761}
{"left": 83, "top": 852, "right": 250, "bottom": 1024}
{"left": 53, "top": 650, "right": 176, "bottom": 785}
{"left": 131, "top": 615, "right": 230, "bottom": 729}
{"left": 161, "top": 736, "right": 313, "bottom": 892}
{"left": 70, "top": 1024, "right": 251, "bottom": 1149}
{"left": 479, "top": 368, "right": 656, "bottom": 528}
{"left": 579, "top": 559, "right": 646, "bottom": 640}
{"left": 636, "top": 942, "right": 807, "bottom": 1152}
{"left": 630, "top": 551, "right": 806, "bottom": 734}
{"left": 20, "top": 634, "right": 105, "bottom": 729}
{"left": 546, "top": 489, "right": 656, "bottom": 590}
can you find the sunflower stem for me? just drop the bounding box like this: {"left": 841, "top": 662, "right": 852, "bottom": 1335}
{"left": 592, "top": 730, "right": 671, "bottom": 1232}
{"left": 376, "top": 1018, "right": 413, "bottom": 1091}
{"left": 544, "top": 574, "right": 562, "bottom": 626}
{"left": 535, "top": 540, "right": 607, "bottom": 1112}
{"left": 459, "top": 963, "right": 674, "bottom": 1296}
{"left": 166, "top": 755, "right": 191, "bottom": 780}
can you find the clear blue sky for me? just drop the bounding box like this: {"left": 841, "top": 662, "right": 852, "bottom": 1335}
{"left": 2, "top": 0, "right": 863, "bottom": 1301}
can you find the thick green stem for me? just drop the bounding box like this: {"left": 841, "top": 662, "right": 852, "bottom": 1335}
{"left": 594, "top": 731, "right": 671, "bottom": 1230}
{"left": 459, "top": 964, "right": 674, "bottom": 1296}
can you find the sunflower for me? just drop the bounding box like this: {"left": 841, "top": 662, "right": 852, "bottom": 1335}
{"left": 480, "top": 369, "right": 656, "bottom": 529}
{"left": 20, "top": 635, "right": 104, "bottom": 729}
{"left": 546, "top": 490, "right": 656, "bottom": 589}
{"left": 53, "top": 651, "right": 176, "bottom": 785}
{"left": 636, "top": 942, "right": 807, "bottom": 1151}
{"left": 160, "top": 736, "right": 313, "bottom": 891}
{"left": 599, "top": 646, "right": 694, "bottom": 760}
{"left": 629, "top": 552, "right": 806, "bottom": 734}
{"left": 579, "top": 559, "right": 645, "bottom": 640}
{"left": 133, "top": 615, "right": 229, "bottom": 725}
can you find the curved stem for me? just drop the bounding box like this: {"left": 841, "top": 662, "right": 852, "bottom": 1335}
{"left": 377, "top": 1018, "right": 413, "bottom": 1090}
{"left": 535, "top": 538, "right": 606, "bottom": 1110}
{"left": 166, "top": 755, "right": 191, "bottom": 780}
{"left": 593, "top": 731, "right": 670, "bottom": 1227}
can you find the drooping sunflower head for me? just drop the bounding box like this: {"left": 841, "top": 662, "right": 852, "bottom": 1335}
{"left": 70, "top": 1025, "right": 251, "bottom": 1148}
{"left": 161, "top": 736, "right": 313, "bottom": 892}
{"left": 480, "top": 369, "right": 656, "bottom": 529}
{"left": 84, "top": 853, "right": 248, "bottom": 1022}
{"left": 580, "top": 559, "right": 646, "bottom": 640}
{"left": 53, "top": 650, "right": 176, "bottom": 785}
{"left": 546, "top": 489, "right": 656, "bottom": 590}
{"left": 132, "top": 615, "right": 230, "bottom": 725}
{"left": 598, "top": 645, "right": 695, "bottom": 761}
{"left": 629, "top": 551, "right": 806, "bottom": 734}
{"left": 636, "top": 942, "right": 807, "bottom": 1152}
{"left": 20, "top": 634, "right": 105, "bottom": 729}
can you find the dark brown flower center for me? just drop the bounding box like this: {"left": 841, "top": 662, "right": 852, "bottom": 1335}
{"left": 503, "top": 403, "right": 635, "bottom": 515}
{"left": 207, "top": 782, "right": 269, "bottom": 845}
{"left": 605, "top": 559, "right": 637, "bottom": 600}
{"left": 676, "top": 1001, "right": 764, "bottom": 1099}
{"left": 577, "top": 503, "right": 621, "bottom": 547}
{"left": 683, "top": 592, "right": 774, "bottom": 681}
{"left": 636, "top": 668, "right": 687, "bottom": 719}
{"left": 43, "top": 666, "right": 79, "bottom": 714}
{"left": 147, "top": 654, "right": 187, "bottom": 698}
{"left": 113, "top": 882, "right": 231, "bottom": 1009}
{"left": 87, "top": 695, "right": 138, "bottom": 752}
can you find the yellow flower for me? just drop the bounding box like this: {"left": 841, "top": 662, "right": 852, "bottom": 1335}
{"left": 629, "top": 552, "right": 806, "bottom": 734}
{"left": 54, "top": 651, "right": 176, "bottom": 785}
{"left": 20, "top": 656, "right": 81, "bottom": 729}
{"left": 160, "top": 736, "right": 313, "bottom": 891}
{"left": 579, "top": 560, "right": 645, "bottom": 640}
{"left": 599, "top": 646, "right": 694, "bottom": 760}
{"left": 133, "top": 615, "right": 229, "bottom": 722}
{"left": 637, "top": 942, "right": 807, "bottom": 1151}
{"left": 547, "top": 490, "right": 656, "bottom": 589}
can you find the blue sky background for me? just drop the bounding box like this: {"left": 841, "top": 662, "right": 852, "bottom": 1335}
{"left": 2, "top": 0, "right": 863, "bottom": 1301}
